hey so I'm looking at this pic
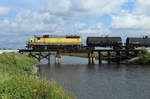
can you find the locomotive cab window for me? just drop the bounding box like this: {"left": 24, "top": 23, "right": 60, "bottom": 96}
{"left": 37, "top": 37, "right": 40, "bottom": 40}
{"left": 66, "top": 36, "right": 80, "bottom": 38}
{"left": 43, "top": 35, "right": 49, "bottom": 38}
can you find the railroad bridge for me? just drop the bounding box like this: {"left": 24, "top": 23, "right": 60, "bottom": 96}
{"left": 19, "top": 48, "right": 141, "bottom": 64}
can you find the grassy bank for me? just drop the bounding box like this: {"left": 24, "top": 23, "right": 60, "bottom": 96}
{"left": 62, "top": 52, "right": 110, "bottom": 59}
{"left": 63, "top": 53, "right": 89, "bottom": 58}
{"left": 0, "top": 53, "right": 73, "bottom": 99}
{"left": 63, "top": 48, "right": 150, "bottom": 65}
{"left": 128, "top": 48, "right": 150, "bottom": 64}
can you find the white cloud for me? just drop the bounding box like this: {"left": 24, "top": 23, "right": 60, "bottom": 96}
{"left": 43, "top": 0, "right": 127, "bottom": 17}
{"left": 109, "top": 0, "right": 150, "bottom": 36}
{"left": 0, "top": 0, "right": 135, "bottom": 48}
{"left": 110, "top": 13, "right": 150, "bottom": 30}
{"left": 0, "top": 7, "right": 10, "bottom": 16}
{"left": 78, "top": 23, "right": 110, "bottom": 36}
{"left": 0, "top": 10, "right": 66, "bottom": 34}
{"left": 0, "top": 10, "right": 111, "bottom": 36}
{"left": 133, "top": 0, "right": 150, "bottom": 15}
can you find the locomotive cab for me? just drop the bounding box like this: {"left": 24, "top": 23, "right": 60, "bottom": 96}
{"left": 26, "top": 38, "right": 34, "bottom": 49}
{"left": 28, "top": 38, "right": 34, "bottom": 43}
{"left": 26, "top": 34, "right": 82, "bottom": 50}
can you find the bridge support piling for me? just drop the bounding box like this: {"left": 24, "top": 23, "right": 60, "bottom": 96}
{"left": 126, "top": 50, "right": 129, "bottom": 59}
{"left": 38, "top": 55, "right": 41, "bottom": 62}
{"left": 88, "top": 54, "right": 91, "bottom": 64}
{"left": 27, "top": 52, "right": 51, "bottom": 63}
{"left": 98, "top": 52, "right": 102, "bottom": 64}
{"left": 55, "top": 57, "right": 58, "bottom": 64}
{"left": 108, "top": 51, "right": 111, "bottom": 64}
{"left": 37, "top": 52, "right": 42, "bottom": 62}
{"left": 88, "top": 52, "right": 95, "bottom": 64}
{"left": 92, "top": 56, "right": 95, "bottom": 64}
{"left": 55, "top": 56, "right": 61, "bottom": 64}
{"left": 55, "top": 51, "right": 61, "bottom": 64}
{"left": 48, "top": 52, "right": 51, "bottom": 64}
{"left": 19, "top": 48, "right": 142, "bottom": 64}
{"left": 134, "top": 50, "right": 139, "bottom": 56}
{"left": 116, "top": 51, "right": 121, "bottom": 64}
{"left": 29, "top": 52, "right": 32, "bottom": 57}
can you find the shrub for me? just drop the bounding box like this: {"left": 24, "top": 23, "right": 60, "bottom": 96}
{"left": 0, "top": 76, "right": 73, "bottom": 99}
{"left": 138, "top": 47, "right": 150, "bottom": 64}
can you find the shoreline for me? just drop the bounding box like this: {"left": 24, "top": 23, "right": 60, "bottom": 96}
{"left": 62, "top": 48, "right": 150, "bottom": 65}
{"left": 0, "top": 52, "right": 74, "bottom": 99}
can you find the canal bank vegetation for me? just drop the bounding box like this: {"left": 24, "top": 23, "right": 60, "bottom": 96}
{"left": 0, "top": 53, "right": 74, "bottom": 99}
{"left": 128, "top": 48, "right": 150, "bottom": 64}
{"left": 63, "top": 48, "right": 150, "bottom": 65}
{"left": 62, "top": 52, "right": 111, "bottom": 59}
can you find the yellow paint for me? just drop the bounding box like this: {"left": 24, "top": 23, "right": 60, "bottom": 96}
{"left": 28, "top": 38, "right": 34, "bottom": 42}
{"left": 28, "top": 37, "right": 82, "bottom": 43}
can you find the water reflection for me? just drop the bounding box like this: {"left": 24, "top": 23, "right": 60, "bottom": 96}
{"left": 38, "top": 55, "right": 150, "bottom": 99}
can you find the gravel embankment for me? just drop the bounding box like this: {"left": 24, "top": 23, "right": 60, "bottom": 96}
{"left": 0, "top": 50, "right": 19, "bottom": 54}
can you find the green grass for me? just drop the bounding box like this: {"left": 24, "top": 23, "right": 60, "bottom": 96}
{"left": 0, "top": 53, "right": 74, "bottom": 99}
{"left": 62, "top": 52, "right": 113, "bottom": 59}
{"left": 63, "top": 53, "right": 89, "bottom": 58}
{"left": 63, "top": 48, "right": 150, "bottom": 65}
{"left": 128, "top": 48, "right": 150, "bottom": 64}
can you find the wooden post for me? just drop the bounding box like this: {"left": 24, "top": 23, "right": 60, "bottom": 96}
{"left": 55, "top": 51, "right": 61, "bottom": 64}
{"left": 48, "top": 53, "right": 50, "bottom": 64}
{"left": 126, "top": 50, "right": 129, "bottom": 59}
{"left": 57, "top": 55, "right": 61, "bottom": 64}
{"left": 88, "top": 53, "right": 93, "bottom": 64}
{"left": 29, "top": 52, "right": 32, "bottom": 57}
{"left": 38, "top": 54, "right": 41, "bottom": 62}
{"left": 134, "top": 50, "right": 139, "bottom": 57}
{"left": 108, "top": 51, "right": 111, "bottom": 64}
{"left": 55, "top": 56, "right": 58, "bottom": 64}
{"left": 92, "top": 56, "right": 95, "bottom": 64}
{"left": 89, "top": 52, "right": 95, "bottom": 64}
{"left": 99, "top": 52, "right": 102, "bottom": 64}
{"left": 88, "top": 53, "right": 90, "bottom": 64}
{"left": 116, "top": 51, "right": 120, "bottom": 64}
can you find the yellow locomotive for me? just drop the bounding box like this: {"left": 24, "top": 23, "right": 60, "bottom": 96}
{"left": 26, "top": 35, "right": 82, "bottom": 50}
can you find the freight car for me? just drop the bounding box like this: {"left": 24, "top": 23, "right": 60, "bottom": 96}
{"left": 126, "top": 36, "right": 150, "bottom": 49}
{"left": 26, "top": 35, "right": 82, "bottom": 50}
{"left": 86, "top": 37, "right": 122, "bottom": 49}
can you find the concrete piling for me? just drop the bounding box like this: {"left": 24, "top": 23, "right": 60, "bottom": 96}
{"left": 55, "top": 52, "right": 61, "bottom": 64}
{"left": 98, "top": 52, "right": 102, "bottom": 64}
{"left": 88, "top": 52, "right": 96, "bottom": 64}
{"left": 108, "top": 51, "right": 111, "bottom": 64}
{"left": 116, "top": 51, "right": 121, "bottom": 64}
{"left": 19, "top": 49, "right": 140, "bottom": 65}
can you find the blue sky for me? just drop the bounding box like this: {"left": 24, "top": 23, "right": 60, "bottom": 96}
{"left": 0, "top": 0, "right": 150, "bottom": 49}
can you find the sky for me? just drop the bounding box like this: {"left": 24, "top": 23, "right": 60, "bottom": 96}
{"left": 0, "top": 0, "right": 150, "bottom": 49}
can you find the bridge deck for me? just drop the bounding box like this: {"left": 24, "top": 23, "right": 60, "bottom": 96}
{"left": 19, "top": 49, "right": 140, "bottom": 53}
{"left": 19, "top": 48, "right": 141, "bottom": 64}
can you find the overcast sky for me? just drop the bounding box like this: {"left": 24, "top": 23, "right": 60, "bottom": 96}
{"left": 0, "top": 0, "right": 150, "bottom": 49}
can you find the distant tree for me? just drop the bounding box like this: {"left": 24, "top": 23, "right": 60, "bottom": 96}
{"left": 8, "top": 48, "right": 12, "bottom": 50}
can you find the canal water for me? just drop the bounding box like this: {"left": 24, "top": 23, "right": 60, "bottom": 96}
{"left": 38, "top": 55, "right": 150, "bottom": 99}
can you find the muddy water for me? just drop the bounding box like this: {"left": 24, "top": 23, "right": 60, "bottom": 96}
{"left": 38, "top": 55, "right": 150, "bottom": 99}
